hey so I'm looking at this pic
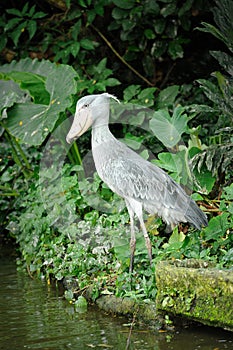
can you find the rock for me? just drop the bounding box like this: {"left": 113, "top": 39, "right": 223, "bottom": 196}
{"left": 156, "top": 259, "right": 233, "bottom": 331}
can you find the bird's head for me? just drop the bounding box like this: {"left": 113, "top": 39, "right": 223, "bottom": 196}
{"left": 66, "top": 93, "right": 119, "bottom": 144}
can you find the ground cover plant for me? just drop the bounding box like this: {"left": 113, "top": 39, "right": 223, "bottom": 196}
{"left": 0, "top": 0, "right": 232, "bottom": 302}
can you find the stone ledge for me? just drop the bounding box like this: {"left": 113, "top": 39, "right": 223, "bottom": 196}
{"left": 156, "top": 259, "right": 233, "bottom": 331}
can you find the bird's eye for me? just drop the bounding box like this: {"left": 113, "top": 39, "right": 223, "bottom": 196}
{"left": 83, "top": 103, "right": 89, "bottom": 108}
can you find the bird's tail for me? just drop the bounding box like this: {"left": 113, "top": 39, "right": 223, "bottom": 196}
{"left": 184, "top": 198, "right": 208, "bottom": 229}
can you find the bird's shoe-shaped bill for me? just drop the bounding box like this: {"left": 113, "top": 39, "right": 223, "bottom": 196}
{"left": 66, "top": 93, "right": 119, "bottom": 144}
{"left": 66, "top": 106, "right": 92, "bottom": 144}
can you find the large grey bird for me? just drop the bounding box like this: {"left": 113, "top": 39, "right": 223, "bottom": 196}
{"left": 66, "top": 93, "right": 208, "bottom": 272}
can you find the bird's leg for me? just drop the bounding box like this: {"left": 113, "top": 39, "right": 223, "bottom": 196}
{"left": 125, "top": 200, "right": 136, "bottom": 273}
{"left": 129, "top": 213, "right": 136, "bottom": 274}
{"left": 138, "top": 216, "right": 152, "bottom": 265}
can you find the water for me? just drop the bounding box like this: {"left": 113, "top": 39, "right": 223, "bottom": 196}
{"left": 0, "top": 249, "right": 232, "bottom": 350}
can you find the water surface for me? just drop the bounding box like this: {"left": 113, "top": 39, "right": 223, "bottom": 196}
{"left": 0, "top": 250, "right": 232, "bottom": 350}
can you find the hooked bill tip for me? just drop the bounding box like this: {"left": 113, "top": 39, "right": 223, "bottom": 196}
{"left": 66, "top": 135, "right": 73, "bottom": 144}
{"left": 66, "top": 132, "right": 79, "bottom": 144}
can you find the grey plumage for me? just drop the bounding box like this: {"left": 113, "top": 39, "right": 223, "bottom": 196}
{"left": 66, "top": 93, "right": 208, "bottom": 271}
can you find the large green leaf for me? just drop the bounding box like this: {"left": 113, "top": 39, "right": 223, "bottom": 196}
{"left": 152, "top": 150, "right": 188, "bottom": 184}
{"left": 0, "top": 57, "right": 54, "bottom": 75}
{"left": 0, "top": 71, "right": 49, "bottom": 104}
{"left": 149, "top": 106, "right": 188, "bottom": 148}
{"left": 0, "top": 58, "right": 78, "bottom": 145}
{"left": 222, "top": 183, "right": 233, "bottom": 200}
{"left": 211, "top": 51, "right": 233, "bottom": 76}
{"left": 193, "top": 168, "right": 215, "bottom": 194}
{"left": 203, "top": 213, "right": 230, "bottom": 241}
{"left": 156, "top": 85, "right": 180, "bottom": 109}
{"left": 0, "top": 80, "right": 29, "bottom": 115}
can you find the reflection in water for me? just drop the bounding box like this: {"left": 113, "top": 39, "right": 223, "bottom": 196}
{"left": 0, "top": 251, "right": 232, "bottom": 350}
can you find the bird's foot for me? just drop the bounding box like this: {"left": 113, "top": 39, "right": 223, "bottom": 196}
{"left": 145, "top": 236, "right": 153, "bottom": 265}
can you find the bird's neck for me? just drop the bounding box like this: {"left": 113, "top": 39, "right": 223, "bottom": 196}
{"left": 91, "top": 115, "right": 115, "bottom": 149}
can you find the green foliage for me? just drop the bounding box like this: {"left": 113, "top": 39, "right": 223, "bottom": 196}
{"left": 75, "top": 58, "right": 121, "bottom": 93}
{"left": 0, "top": 54, "right": 120, "bottom": 181}
{"left": 200, "top": 185, "right": 233, "bottom": 267}
{"left": 1, "top": 54, "right": 231, "bottom": 302}
{"left": 0, "top": 58, "right": 78, "bottom": 146}
{"left": 197, "top": 72, "right": 233, "bottom": 125}
{"left": 1, "top": 0, "right": 232, "bottom": 305}
{"left": 74, "top": 295, "right": 88, "bottom": 311}
{"left": 149, "top": 106, "right": 188, "bottom": 148}
{"left": 156, "top": 85, "right": 180, "bottom": 109}
{"left": 119, "top": 84, "right": 217, "bottom": 192}
{"left": 152, "top": 151, "right": 190, "bottom": 185}
{"left": 109, "top": 0, "right": 195, "bottom": 69}
{"left": 196, "top": 0, "right": 233, "bottom": 181}
{"left": 0, "top": 2, "right": 46, "bottom": 49}
{"left": 0, "top": 0, "right": 209, "bottom": 83}
{"left": 191, "top": 143, "right": 233, "bottom": 179}
{"left": 198, "top": 0, "right": 233, "bottom": 124}
{"left": 6, "top": 160, "right": 231, "bottom": 300}
{"left": 123, "top": 85, "right": 157, "bottom": 106}
{"left": 6, "top": 162, "right": 127, "bottom": 293}
{"left": 198, "top": 0, "right": 233, "bottom": 53}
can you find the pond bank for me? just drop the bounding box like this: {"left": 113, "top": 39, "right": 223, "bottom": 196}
{"left": 2, "top": 250, "right": 233, "bottom": 350}
{"left": 70, "top": 259, "right": 233, "bottom": 332}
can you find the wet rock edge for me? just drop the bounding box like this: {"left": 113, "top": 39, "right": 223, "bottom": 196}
{"left": 64, "top": 259, "right": 233, "bottom": 332}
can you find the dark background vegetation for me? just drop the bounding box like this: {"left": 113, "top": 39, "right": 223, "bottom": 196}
{"left": 0, "top": 0, "right": 221, "bottom": 86}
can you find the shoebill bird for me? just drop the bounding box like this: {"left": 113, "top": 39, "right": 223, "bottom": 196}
{"left": 66, "top": 93, "right": 208, "bottom": 272}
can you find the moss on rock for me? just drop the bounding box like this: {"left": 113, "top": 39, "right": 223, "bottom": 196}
{"left": 96, "top": 295, "right": 163, "bottom": 328}
{"left": 83, "top": 286, "right": 164, "bottom": 329}
{"left": 156, "top": 260, "right": 233, "bottom": 331}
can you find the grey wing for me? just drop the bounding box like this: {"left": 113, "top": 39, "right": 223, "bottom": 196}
{"left": 101, "top": 155, "right": 207, "bottom": 228}
{"left": 101, "top": 155, "right": 179, "bottom": 206}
